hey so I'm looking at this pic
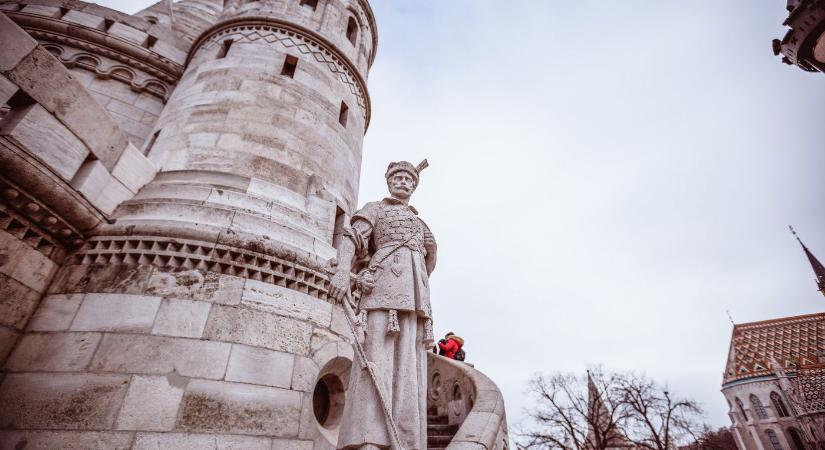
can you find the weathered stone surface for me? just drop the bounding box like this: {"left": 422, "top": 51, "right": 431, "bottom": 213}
{"left": 152, "top": 298, "right": 211, "bottom": 338}
{"left": 20, "top": 4, "right": 62, "bottom": 17}
{"left": 0, "top": 431, "right": 134, "bottom": 450}
{"left": 290, "top": 356, "right": 319, "bottom": 392}
{"left": 0, "top": 325, "right": 19, "bottom": 364}
{"left": 71, "top": 160, "right": 134, "bottom": 214}
{"left": 0, "top": 229, "right": 57, "bottom": 293}
{"left": 0, "top": 273, "right": 41, "bottom": 330}
{"left": 107, "top": 22, "right": 149, "bottom": 46}
{"left": 241, "top": 279, "right": 332, "bottom": 327}
{"left": 225, "top": 344, "right": 294, "bottom": 388}
{"left": 26, "top": 294, "right": 84, "bottom": 331}
{"left": 273, "top": 439, "right": 314, "bottom": 450}
{"left": 48, "top": 264, "right": 154, "bottom": 295}
{"left": 145, "top": 268, "right": 243, "bottom": 305}
{"left": 0, "top": 12, "right": 37, "bottom": 72}
{"left": 216, "top": 435, "right": 273, "bottom": 450}
{"left": 61, "top": 10, "right": 107, "bottom": 29}
{"left": 70, "top": 293, "right": 161, "bottom": 332}
{"left": 132, "top": 433, "right": 273, "bottom": 450}
{"left": 178, "top": 379, "right": 301, "bottom": 436}
{"left": 133, "top": 433, "right": 214, "bottom": 450}
{"left": 0, "top": 373, "right": 129, "bottom": 429}
{"left": 6, "top": 45, "right": 129, "bottom": 169}
{"left": 5, "top": 332, "right": 101, "bottom": 372}
{"left": 116, "top": 375, "right": 186, "bottom": 431}
{"left": 204, "top": 305, "right": 312, "bottom": 355}
{"left": 112, "top": 143, "right": 157, "bottom": 194}
{"left": 90, "top": 334, "right": 231, "bottom": 379}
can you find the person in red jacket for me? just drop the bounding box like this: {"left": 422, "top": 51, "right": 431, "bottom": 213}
{"left": 437, "top": 332, "right": 464, "bottom": 360}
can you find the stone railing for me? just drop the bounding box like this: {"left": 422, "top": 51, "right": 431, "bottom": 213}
{"left": 427, "top": 352, "right": 509, "bottom": 450}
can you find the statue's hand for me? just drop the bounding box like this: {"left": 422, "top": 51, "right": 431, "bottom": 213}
{"left": 328, "top": 269, "right": 350, "bottom": 303}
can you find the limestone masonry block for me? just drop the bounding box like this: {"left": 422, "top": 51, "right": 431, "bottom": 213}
{"left": 90, "top": 334, "right": 231, "bottom": 379}
{"left": 0, "top": 74, "right": 16, "bottom": 104}
{"left": 151, "top": 298, "right": 211, "bottom": 338}
{"left": 225, "top": 344, "right": 295, "bottom": 388}
{"left": 274, "top": 438, "right": 315, "bottom": 450}
{"left": 145, "top": 268, "right": 244, "bottom": 305}
{"left": 0, "top": 373, "right": 130, "bottom": 429}
{"left": 26, "top": 294, "right": 85, "bottom": 332}
{"left": 0, "top": 431, "right": 134, "bottom": 450}
{"left": 112, "top": 142, "right": 158, "bottom": 193}
{"left": 116, "top": 375, "right": 186, "bottom": 431}
{"left": 132, "top": 433, "right": 274, "bottom": 450}
{"left": 0, "top": 13, "right": 37, "bottom": 72}
{"left": 0, "top": 228, "right": 58, "bottom": 293}
{"left": 203, "top": 305, "right": 313, "bottom": 355}
{"left": 0, "top": 325, "right": 18, "bottom": 363}
{"left": 107, "top": 22, "right": 149, "bottom": 47}
{"left": 1, "top": 103, "right": 89, "bottom": 182}
{"left": 151, "top": 39, "right": 187, "bottom": 65}
{"left": 5, "top": 332, "right": 101, "bottom": 372}
{"left": 61, "top": 10, "right": 107, "bottom": 30}
{"left": 8, "top": 46, "right": 129, "bottom": 169}
{"left": 70, "top": 293, "right": 161, "bottom": 333}
{"left": 241, "top": 279, "right": 332, "bottom": 328}
{"left": 177, "top": 379, "right": 301, "bottom": 436}
{"left": 70, "top": 158, "right": 137, "bottom": 215}
{"left": 0, "top": 274, "right": 42, "bottom": 330}
{"left": 290, "top": 356, "right": 319, "bottom": 393}
{"left": 20, "top": 5, "right": 62, "bottom": 18}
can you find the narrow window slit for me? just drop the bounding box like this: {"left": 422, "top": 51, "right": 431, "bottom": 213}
{"left": 338, "top": 101, "right": 348, "bottom": 127}
{"left": 282, "top": 55, "right": 298, "bottom": 78}
{"left": 346, "top": 17, "right": 357, "bottom": 45}
{"left": 217, "top": 39, "right": 233, "bottom": 59}
{"left": 300, "top": 0, "right": 318, "bottom": 10}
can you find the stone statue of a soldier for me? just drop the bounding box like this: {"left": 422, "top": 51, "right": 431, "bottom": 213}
{"left": 329, "top": 160, "right": 437, "bottom": 450}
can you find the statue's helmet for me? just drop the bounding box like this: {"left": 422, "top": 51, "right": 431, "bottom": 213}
{"left": 385, "top": 159, "right": 429, "bottom": 183}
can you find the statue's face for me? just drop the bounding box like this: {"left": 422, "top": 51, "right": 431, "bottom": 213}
{"left": 387, "top": 171, "right": 417, "bottom": 199}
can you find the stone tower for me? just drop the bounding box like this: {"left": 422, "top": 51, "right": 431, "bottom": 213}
{"left": 0, "top": 0, "right": 507, "bottom": 448}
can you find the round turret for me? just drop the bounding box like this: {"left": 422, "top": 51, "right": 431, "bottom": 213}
{"left": 110, "top": 0, "right": 377, "bottom": 269}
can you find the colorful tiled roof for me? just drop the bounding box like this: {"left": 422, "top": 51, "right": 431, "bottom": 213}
{"left": 723, "top": 313, "right": 825, "bottom": 384}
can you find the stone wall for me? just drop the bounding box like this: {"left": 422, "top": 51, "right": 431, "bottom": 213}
{"left": 0, "top": 260, "right": 355, "bottom": 449}
{"left": 722, "top": 379, "right": 825, "bottom": 450}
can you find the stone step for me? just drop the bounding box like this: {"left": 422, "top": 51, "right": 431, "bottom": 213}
{"left": 427, "top": 434, "right": 453, "bottom": 448}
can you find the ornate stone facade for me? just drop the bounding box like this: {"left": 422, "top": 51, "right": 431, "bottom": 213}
{"left": 773, "top": 0, "right": 825, "bottom": 73}
{"left": 722, "top": 313, "right": 825, "bottom": 450}
{"left": 0, "top": 1, "right": 507, "bottom": 449}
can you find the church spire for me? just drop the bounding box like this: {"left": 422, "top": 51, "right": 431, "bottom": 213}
{"left": 790, "top": 226, "right": 825, "bottom": 296}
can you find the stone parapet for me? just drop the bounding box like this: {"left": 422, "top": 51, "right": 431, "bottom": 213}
{"left": 427, "top": 353, "right": 510, "bottom": 450}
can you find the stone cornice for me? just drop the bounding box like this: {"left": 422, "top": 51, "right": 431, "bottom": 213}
{"left": 7, "top": 11, "right": 184, "bottom": 83}
{"left": 188, "top": 16, "right": 372, "bottom": 130}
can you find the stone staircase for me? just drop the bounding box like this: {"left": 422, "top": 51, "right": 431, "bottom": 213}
{"left": 427, "top": 412, "right": 460, "bottom": 450}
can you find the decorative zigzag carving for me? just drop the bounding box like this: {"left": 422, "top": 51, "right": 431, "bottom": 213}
{"left": 72, "top": 236, "right": 333, "bottom": 301}
{"left": 202, "top": 25, "right": 368, "bottom": 119}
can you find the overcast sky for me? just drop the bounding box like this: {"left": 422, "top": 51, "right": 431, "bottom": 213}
{"left": 103, "top": 0, "right": 825, "bottom": 434}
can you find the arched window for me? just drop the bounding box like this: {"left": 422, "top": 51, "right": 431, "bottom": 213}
{"left": 750, "top": 394, "right": 768, "bottom": 419}
{"left": 346, "top": 16, "right": 358, "bottom": 45}
{"left": 766, "top": 430, "right": 783, "bottom": 450}
{"left": 787, "top": 428, "right": 805, "bottom": 450}
{"left": 735, "top": 397, "right": 749, "bottom": 421}
{"left": 771, "top": 391, "right": 790, "bottom": 418}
